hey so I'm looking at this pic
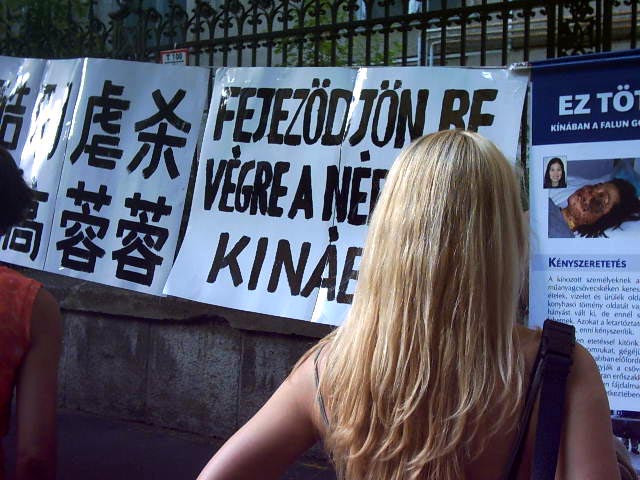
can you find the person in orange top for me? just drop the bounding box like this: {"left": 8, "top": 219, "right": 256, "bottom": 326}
{"left": 0, "top": 147, "right": 61, "bottom": 480}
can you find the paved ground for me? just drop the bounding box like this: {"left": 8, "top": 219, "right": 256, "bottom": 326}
{"left": 2, "top": 410, "right": 336, "bottom": 480}
{"left": 3, "top": 410, "right": 639, "bottom": 478}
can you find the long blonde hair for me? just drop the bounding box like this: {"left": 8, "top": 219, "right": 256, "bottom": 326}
{"left": 314, "top": 130, "right": 528, "bottom": 480}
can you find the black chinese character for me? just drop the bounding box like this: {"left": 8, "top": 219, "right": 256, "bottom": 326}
{"left": 1, "top": 190, "right": 49, "bottom": 260}
{"left": 0, "top": 82, "right": 30, "bottom": 151}
{"left": 56, "top": 182, "right": 112, "bottom": 272}
{"left": 25, "top": 83, "right": 55, "bottom": 156}
{"left": 127, "top": 89, "right": 190, "bottom": 179}
{"left": 70, "top": 80, "right": 130, "bottom": 170}
{"left": 48, "top": 82, "right": 73, "bottom": 160}
{"left": 35, "top": 84, "right": 57, "bottom": 119}
{"left": 112, "top": 193, "right": 172, "bottom": 286}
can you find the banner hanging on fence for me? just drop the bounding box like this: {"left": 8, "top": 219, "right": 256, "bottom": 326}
{"left": 164, "top": 67, "right": 358, "bottom": 319}
{"left": 44, "top": 58, "right": 209, "bottom": 295}
{"left": 0, "top": 56, "right": 45, "bottom": 160}
{"left": 311, "top": 66, "right": 528, "bottom": 324}
{"left": 529, "top": 52, "right": 640, "bottom": 410}
{"left": 165, "top": 66, "right": 528, "bottom": 323}
{"left": 0, "top": 59, "right": 82, "bottom": 269}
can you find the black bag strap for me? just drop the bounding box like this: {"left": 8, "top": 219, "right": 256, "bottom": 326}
{"left": 503, "top": 319, "right": 575, "bottom": 480}
{"left": 313, "top": 346, "right": 330, "bottom": 427}
{"left": 530, "top": 319, "right": 575, "bottom": 480}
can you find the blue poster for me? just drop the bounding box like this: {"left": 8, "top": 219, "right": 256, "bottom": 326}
{"left": 530, "top": 50, "right": 640, "bottom": 411}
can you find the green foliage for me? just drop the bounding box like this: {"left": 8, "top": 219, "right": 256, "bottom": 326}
{"left": 274, "top": 4, "right": 403, "bottom": 67}
{"left": 0, "top": 0, "right": 91, "bottom": 58}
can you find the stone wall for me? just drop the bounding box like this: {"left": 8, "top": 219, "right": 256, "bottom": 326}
{"left": 24, "top": 268, "right": 333, "bottom": 456}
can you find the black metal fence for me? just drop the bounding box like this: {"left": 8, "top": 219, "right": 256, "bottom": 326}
{"left": 1, "top": 1, "right": 638, "bottom": 67}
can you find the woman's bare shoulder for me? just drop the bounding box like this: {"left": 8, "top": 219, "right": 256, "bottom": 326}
{"left": 515, "top": 324, "right": 541, "bottom": 344}
{"left": 286, "top": 344, "right": 329, "bottom": 435}
{"left": 516, "top": 324, "right": 603, "bottom": 385}
{"left": 515, "top": 324, "right": 542, "bottom": 370}
{"left": 567, "top": 341, "right": 608, "bottom": 400}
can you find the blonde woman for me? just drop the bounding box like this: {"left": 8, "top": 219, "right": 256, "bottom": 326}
{"left": 197, "top": 131, "right": 619, "bottom": 480}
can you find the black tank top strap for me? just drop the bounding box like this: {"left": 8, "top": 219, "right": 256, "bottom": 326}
{"left": 313, "top": 346, "right": 330, "bottom": 427}
{"left": 503, "top": 330, "right": 547, "bottom": 479}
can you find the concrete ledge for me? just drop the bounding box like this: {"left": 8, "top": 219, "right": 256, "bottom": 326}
{"left": 25, "top": 268, "right": 335, "bottom": 339}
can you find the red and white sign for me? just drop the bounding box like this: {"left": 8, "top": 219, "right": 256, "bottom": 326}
{"left": 159, "top": 48, "right": 189, "bottom": 66}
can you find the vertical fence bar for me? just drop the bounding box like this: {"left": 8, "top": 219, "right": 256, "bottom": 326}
{"left": 223, "top": 1, "right": 230, "bottom": 66}
{"left": 90, "top": 0, "right": 103, "bottom": 57}
{"left": 266, "top": 14, "right": 274, "bottom": 66}
{"left": 440, "top": 0, "right": 448, "bottom": 65}
{"left": 631, "top": 0, "right": 638, "bottom": 49}
{"left": 603, "top": 0, "right": 613, "bottom": 51}
{"left": 480, "top": 0, "right": 487, "bottom": 65}
{"left": 523, "top": 5, "right": 531, "bottom": 62}
{"left": 629, "top": 0, "right": 638, "bottom": 48}
{"left": 401, "top": 0, "right": 408, "bottom": 65}
{"left": 194, "top": 4, "right": 202, "bottom": 66}
{"left": 282, "top": 0, "right": 289, "bottom": 66}
{"left": 546, "top": 1, "right": 556, "bottom": 58}
{"left": 135, "top": 0, "right": 144, "bottom": 60}
{"left": 595, "top": 0, "right": 602, "bottom": 52}
{"left": 347, "top": 0, "right": 355, "bottom": 65}
{"left": 383, "top": 0, "right": 390, "bottom": 65}
{"left": 419, "top": 0, "right": 427, "bottom": 65}
{"left": 313, "top": 0, "right": 320, "bottom": 66}
{"left": 236, "top": 14, "right": 243, "bottom": 66}
{"left": 501, "top": 1, "right": 508, "bottom": 65}
{"left": 297, "top": 1, "right": 304, "bottom": 66}
{"left": 168, "top": 4, "right": 176, "bottom": 50}
{"left": 558, "top": 1, "right": 565, "bottom": 55}
{"left": 251, "top": 1, "right": 258, "bottom": 66}
{"left": 365, "top": 0, "right": 372, "bottom": 65}
{"left": 208, "top": 14, "right": 214, "bottom": 68}
{"left": 331, "top": 1, "right": 337, "bottom": 65}
{"left": 460, "top": 0, "right": 467, "bottom": 66}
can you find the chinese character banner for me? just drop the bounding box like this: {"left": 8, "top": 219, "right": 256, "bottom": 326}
{"left": 0, "top": 59, "right": 82, "bottom": 269}
{"left": 0, "top": 57, "right": 528, "bottom": 324}
{"left": 44, "top": 58, "right": 209, "bottom": 295}
{"left": 0, "top": 56, "right": 45, "bottom": 159}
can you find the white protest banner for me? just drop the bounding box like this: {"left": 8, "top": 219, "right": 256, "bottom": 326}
{"left": 0, "top": 59, "right": 82, "bottom": 269}
{"left": 312, "top": 67, "right": 529, "bottom": 325}
{"left": 165, "top": 67, "right": 357, "bottom": 320}
{"left": 166, "top": 66, "right": 527, "bottom": 323}
{"left": 529, "top": 52, "right": 640, "bottom": 410}
{"left": 45, "top": 58, "right": 209, "bottom": 295}
{"left": 0, "top": 56, "right": 45, "bottom": 160}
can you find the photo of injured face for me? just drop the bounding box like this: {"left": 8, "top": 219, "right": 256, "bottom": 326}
{"left": 548, "top": 158, "right": 640, "bottom": 238}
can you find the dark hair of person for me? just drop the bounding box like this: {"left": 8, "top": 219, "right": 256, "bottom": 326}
{"left": 574, "top": 178, "right": 640, "bottom": 238}
{"left": 0, "top": 147, "right": 33, "bottom": 233}
{"left": 543, "top": 157, "right": 567, "bottom": 188}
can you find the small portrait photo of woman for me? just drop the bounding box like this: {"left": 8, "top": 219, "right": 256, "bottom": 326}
{"left": 543, "top": 156, "right": 567, "bottom": 189}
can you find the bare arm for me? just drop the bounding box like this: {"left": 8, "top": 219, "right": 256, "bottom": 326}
{"left": 197, "top": 355, "right": 321, "bottom": 480}
{"left": 557, "top": 343, "right": 619, "bottom": 480}
{"left": 15, "top": 288, "right": 62, "bottom": 480}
